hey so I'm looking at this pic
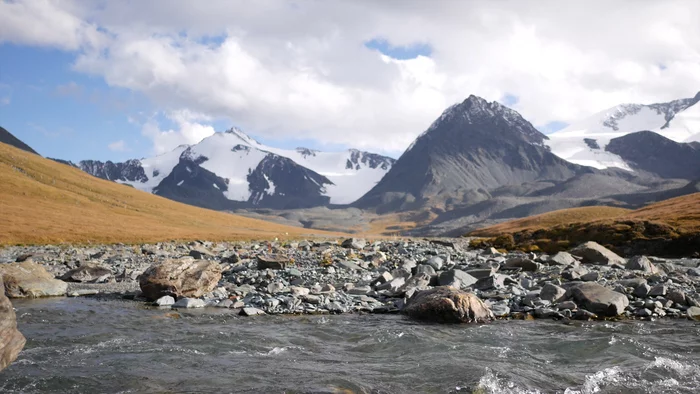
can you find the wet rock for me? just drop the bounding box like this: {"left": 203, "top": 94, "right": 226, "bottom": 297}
{"left": 687, "top": 306, "right": 700, "bottom": 321}
{"left": 648, "top": 285, "right": 667, "bottom": 297}
{"left": 341, "top": 238, "right": 366, "bottom": 250}
{"left": 438, "top": 269, "right": 478, "bottom": 288}
{"left": 634, "top": 283, "right": 651, "bottom": 298}
{"left": 0, "top": 261, "right": 68, "bottom": 298}
{"left": 403, "top": 286, "right": 494, "bottom": 323}
{"left": 172, "top": 297, "right": 206, "bottom": 309}
{"left": 636, "top": 308, "right": 653, "bottom": 317}
{"left": 139, "top": 258, "right": 222, "bottom": 301}
{"left": 540, "top": 283, "right": 566, "bottom": 303}
{"left": 0, "top": 276, "right": 26, "bottom": 371}
{"left": 154, "top": 295, "right": 175, "bottom": 306}
{"left": 557, "top": 301, "right": 577, "bottom": 310}
{"left": 256, "top": 254, "right": 289, "bottom": 270}
{"left": 60, "top": 263, "right": 112, "bottom": 283}
{"left": 570, "top": 242, "right": 625, "bottom": 266}
{"left": 567, "top": 283, "right": 629, "bottom": 317}
{"left": 626, "top": 256, "right": 657, "bottom": 273}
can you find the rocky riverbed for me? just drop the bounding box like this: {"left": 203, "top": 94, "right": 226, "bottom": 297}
{"left": 1, "top": 238, "right": 699, "bottom": 322}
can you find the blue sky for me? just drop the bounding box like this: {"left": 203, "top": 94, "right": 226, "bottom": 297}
{"left": 0, "top": 39, "right": 568, "bottom": 162}
{"left": 1, "top": 1, "right": 696, "bottom": 164}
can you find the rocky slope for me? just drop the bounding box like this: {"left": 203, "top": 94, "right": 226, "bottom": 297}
{"left": 355, "top": 95, "right": 591, "bottom": 212}
{"left": 0, "top": 126, "right": 38, "bottom": 155}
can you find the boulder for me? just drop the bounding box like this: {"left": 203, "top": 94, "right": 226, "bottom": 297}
{"left": 570, "top": 242, "right": 625, "bottom": 266}
{"left": 139, "top": 258, "right": 222, "bottom": 301}
{"left": 403, "top": 286, "right": 494, "bottom": 323}
{"left": 625, "top": 256, "right": 657, "bottom": 273}
{"left": 567, "top": 283, "right": 629, "bottom": 317}
{"left": 0, "top": 276, "right": 26, "bottom": 371}
{"left": 256, "top": 254, "right": 289, "bottom": 270}
{"left": 60, "top": 263, "right": 112, "bottom": 283}
{"left": 0, "top": 261, "right": 68, "bottom": 298}
{"left": 189, "top": 246, "right": 214, "bottom": 260}
{"left": 425, "top": 256, "right": 444, "bottom": 271}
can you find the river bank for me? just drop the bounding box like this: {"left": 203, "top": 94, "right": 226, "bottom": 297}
{"left": 1, "top": 238, "right": 699, "bottom": 321}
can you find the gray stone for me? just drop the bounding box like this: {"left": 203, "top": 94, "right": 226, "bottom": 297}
{"left": 474, "top": 274, "right": 515, "bottom": 291}
{"left": 648, "top": 285, "right": 667, "bottom": 297}
{"left": 438, "top": 269, "right": 478, "bottom": 288}
{"left": 570, "top": 242, "right": 625, "bottom": 266}
{"left": 634, "top": 283, "right": 651, "bottom": 298}
{"left": 348, "top": 286, "right": 371, "bottom": 295}
{"left": 465, "top": 268, "right": 495, "bottom": 279}
{"left": 546, "top": 252, "right": 577, "bottom": 266}
{"left": 189, "top": 246, "right": 214, "bottom": 260}
{"left": 617, "top": 278, "right": 647, "bottom": 288}
{"left": 172, "top": 297, "right": 206, "bottom": 309}
{"left": 290, "top": 286, "right": 310, "bottom": 297}
{"left": 241, "top": 307, "right": 266, "bottom": 316}
{"left": 626, "top": 256, "right": 657, "bottom": 273}
{"left": 557, "top": 301, "right": 577, "bottom": 310}
{"left": 540, "top": 283, "right": 567, "bottom": 303}
{"left": 376, "top": 277, "right": 405, "bottom": 293}
{"left": 636, "top": 308, "right": 653, "bottom": 317}
{"left": 154, "top": 295, "right": 175, "bottom": 306}
{"left": 567, "top": 283, "right": 629, "bottom": 317}
{"left": 337, "top": 260, "right": 364, "bottom": 271}
{"left": 60, "top": 263, "right": 112, "bottom": 283}
{"left": 415, "top": 264, "right": 436, "bottom": 276}
{"left": 216, "top": 299, "right": 233, "bottom": 308}
{"left": 504, "top": 257, "right": 540, "bottom": 272}
{"left": 581, "top": 272, "right": 600, "bottom": 282}
{"left": 425, "top": 256, "right": 444, "bottom": 271}
{"left": 666, "top": 288, "right": 687, "bottom": 305}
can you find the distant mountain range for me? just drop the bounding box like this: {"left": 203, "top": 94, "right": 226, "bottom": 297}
{"left": 74, "top": 128, "right": 395, "bottom": 209}
{"left": 2, "top": 90, "right": 698, "bottom": 236}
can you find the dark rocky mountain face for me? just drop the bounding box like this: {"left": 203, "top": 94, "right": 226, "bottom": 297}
{"left": 152, "top": 157, "right": 234, "bottom": 210}
{"left": 0, "top": 126, "right": 38, "bottom": 155}
{"left": 78, "top": 159, "right": 148, "bottom": 183}
{"left": 247, "top": 155, "right": 332, "bottom": 209}
{"left": 355, "top": 95, "right": 588, "bottom": 211}
{"left": 605, "top": 131, "right": 700, "bottom": 179}
{"left": 346, "top": 149, "right": 395, "bottom": 171}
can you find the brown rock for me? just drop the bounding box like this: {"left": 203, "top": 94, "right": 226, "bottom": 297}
{"left": 403, "top": 286, "right": 494, "bottom": 323}
{"left": 139, "top": 258, "right": 222, "bottom": 301}
{"left": 0, "top": 276, "right": 26, "bottom": 371}
{"left": 256, "top": 254, "right": 289, "bottom": 270}
{"left": 0, "top": 261, "right": 68, "bottom": 298}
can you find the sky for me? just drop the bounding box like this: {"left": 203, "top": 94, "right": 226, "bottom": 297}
{"left": 1, "top": 0, "right": 699, "bottom": 162}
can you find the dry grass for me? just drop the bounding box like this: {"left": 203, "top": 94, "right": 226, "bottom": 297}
{"left": 0, "top": 142, "right": 341, "bottom": 245}
{"left": 625, "top": 193, "right": 700, "bottom": 231}
{"left": 471, "top": 206, "right": 631, "bottom": 237}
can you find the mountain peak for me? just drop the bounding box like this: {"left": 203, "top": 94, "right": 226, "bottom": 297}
{"left": 224, "top": 127, "right": 260, "bottom": 146}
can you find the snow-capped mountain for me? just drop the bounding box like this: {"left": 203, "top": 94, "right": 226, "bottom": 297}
{"left": 546, "top": 92, "right": 700, "bottom": 170}
{"left": 78, "top": 127, "right": 395, "bottom": 209}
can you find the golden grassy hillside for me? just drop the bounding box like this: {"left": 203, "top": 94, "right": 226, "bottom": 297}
{"left": 470, "top": 206, "right": 632, "bottom": 236}
{"left": 469, "top": 193, "right": 700, "bottom": 256}
{"left": 0, "top": 142, "right": 340, "bottom": 245}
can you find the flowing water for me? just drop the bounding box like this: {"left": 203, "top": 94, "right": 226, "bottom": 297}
{"left": 1, "top": 297, "right": 699, "bottom": 393}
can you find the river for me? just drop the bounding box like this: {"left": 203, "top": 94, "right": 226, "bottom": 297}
{"left": 1, "top": 297, "right": 699, "bottom": 393}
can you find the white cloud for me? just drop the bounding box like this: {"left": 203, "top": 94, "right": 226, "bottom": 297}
{"left": 3, "top": 0, "right": 700, "bottom": 154}
{"left": 107, "top": 140, "right": 128, "bottom": 152}
{"left": 140, "top": 110, "right": 216, "bottom": 155}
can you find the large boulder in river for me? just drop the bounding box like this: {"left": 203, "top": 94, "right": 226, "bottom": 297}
{"left": 0, "top": 261, "right": 68, "bottom": 298}
{"left": 0, "top": 276, "right": 26, "bottom": 371}
{"left": 570, "top": 242, "right": 625, "bottom": 266}
{"left": 566, "top": 283, "right": 629, "bottom": 317}
{"left": 139, "top": 258, "right": 222, "bottom": 301}
{"left": 403, "top": 286, "right": 494, "bottom": 323}
{"left": 60, "top": 263, "right": 113, "bottom": 283}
